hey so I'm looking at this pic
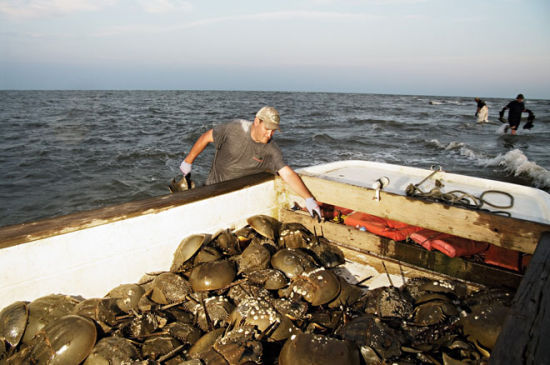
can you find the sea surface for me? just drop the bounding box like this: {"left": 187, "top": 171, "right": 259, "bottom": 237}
{"left": 1, "top": 90, "right": 549, "bottom": 228}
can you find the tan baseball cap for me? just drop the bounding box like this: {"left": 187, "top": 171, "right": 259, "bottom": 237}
{"left": 256, "top": 106, "right": 281, "bottom": 130}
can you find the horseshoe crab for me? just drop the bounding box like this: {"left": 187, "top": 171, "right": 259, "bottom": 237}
{"left": 141, "top": 335, "right": 182, "bottom": 361}
{"left": 236, "top": 241, "right": 271, "bottom": 274}
{"left": 290, "top": 268, "right": 341, "bottom": 306}
{"left": 106, "top": 283, "right": 145, "bottom": 313}
{"left": 272, "top": 297, "right": 309, "bottom": 321}
{"left": 247, "top": 269, "right": 288, "bottom": 290}
{"left": 187, "top": 328, "right": 225, "bottom": 359}
{"left": 29, "top": 314, "right": 97, "bottom": 364}
{"left": 212, "top": 229, "right": 241, "bottom": 256}
{"left": 193, "top": 246, "right": 223, "bottom": 265}
{"left": 279, "top": 333, "right": 360, "bottom": 365}
{"left": 171, "top": 233, "right": 212, "bottom": 272}
{"left": 83, "top": 336, "right": 141, "bottom": 364}
{"left": 72, "top": 298, "right": 121, "bottom": 332}
{"left": 189, "top": 259, "right": 236, "bottom": 292}
{"left": 228, "top": 282, "right": 271, "bottom": 305}
{"left": 22, "top": 294, "right": 81, "bottom": 344}
{"left": 165, "top": 322, "right": 202, "bottom": 346}
{"left": 213, "top": 326, "right": 263, "bottom": 364}
{"left": 412, "top": 293, "right": 458, "bottom": 326}
{"left": 149, "top": 272, "right": 193, "bottom": 304}
{"left": 308, "top": 237, "right": 345, "bottom": 268}
{"left": 229, "top": 297, "right": 299, "bottom": 342}
{"left": 195, "top": 296, "right": 235, "bottom": 331}
{"left": 271, "top": 248, "right": 318, "bottom": 280}
{"left": 0, "top": 301, "right": 28, "bottom": 348}
{"left": 364, "top": 286, "right": 413, "bottom": 319}
{"left": 247, "top": 215, "right": 281, "bottom": 241}
{"left": 119, "top": 311, "right": 168, "bottom": 339}
{"left": 460, "top": 302, "right": 509, "bottom": 350}
{"left": 278, "top": 222, "right": 313, "bottom": 248}
{"left": 339, "top": 314, "right": 403, "bottom": 360}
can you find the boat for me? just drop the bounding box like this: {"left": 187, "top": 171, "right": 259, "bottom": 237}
{"left": 1, "top": 160, "right": 549, "bottom": 362}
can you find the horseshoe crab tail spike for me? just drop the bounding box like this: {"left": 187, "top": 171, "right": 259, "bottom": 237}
{"left": 382, "top": 262, "right": 394, "bottom": 288}
{"left": 399, "top": 263, "right": 407, "bottom": 286}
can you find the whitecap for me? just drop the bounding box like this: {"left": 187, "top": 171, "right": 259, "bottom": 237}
{"left": 485, "top": 149, "right": 550, "bottom": 188}
{"left": 431, "top": 140, "right": 483, "bottom": 161}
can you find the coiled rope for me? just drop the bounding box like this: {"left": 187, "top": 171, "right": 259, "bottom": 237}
{"left": 405, "top": 168, "right": 514, "bottom": 216}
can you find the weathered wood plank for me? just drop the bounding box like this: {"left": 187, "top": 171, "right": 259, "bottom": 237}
{"left": 491, "top": 232, "right": 550, "bottom": 364}
{"left": 279, "top": 175, "right": 550, "bottom": 254}
{"left": 280, "top": 209, "right": 523, "bottom": 289}
{"left": 335, "top": 245, "right": 481, "bottom": 292}
{"left": 0, "top": 172, "right": 275, "bottom": 249}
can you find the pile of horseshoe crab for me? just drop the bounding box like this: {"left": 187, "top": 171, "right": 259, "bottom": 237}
{"left": 0, "top": 214, "right": 514, "bottom": 364}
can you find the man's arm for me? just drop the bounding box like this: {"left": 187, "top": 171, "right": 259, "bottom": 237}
{"left": 278, "top": 166, "right": 313, "bottom": 199}
{"left": 278, "top": 166, "right": 322, "bottom": 218}
{"left": 179, "top": 129, "right": 214, "bottom": 175}
{"left": 183, "top": 129, "right": 214, "bottom": 164}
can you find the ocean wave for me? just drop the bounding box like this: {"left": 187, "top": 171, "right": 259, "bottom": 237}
{"left": 485, "top": 149, "right": 550, "bottom": 189}
{"left": 312, "top": 133, "right": 337, "bottom": 143}
{"left": 348, "top": 118, "right": 404, "bottom": 128}
{"left": 429, "top": 100, "right": 466, "bottom": 106}
{"left": 427, "top": 139, "right": 482, "bottom": 161}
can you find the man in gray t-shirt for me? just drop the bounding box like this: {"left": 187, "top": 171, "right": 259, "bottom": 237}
{"left": 179, "top": 106, "right": 321, "bottom": 218}
{"left": 205, "top": 119, "right": 285, "bottom": 185}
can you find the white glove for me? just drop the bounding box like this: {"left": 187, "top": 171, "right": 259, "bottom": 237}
{"left": 179, "top": 161, "right": 192, "bottom": 176}
{"left": 305, "top": 197, "right": 322, "bottom": 220}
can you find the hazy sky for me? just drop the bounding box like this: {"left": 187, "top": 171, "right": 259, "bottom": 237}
{"left": 1, "top": 0, "right": 549, "bottom": 98}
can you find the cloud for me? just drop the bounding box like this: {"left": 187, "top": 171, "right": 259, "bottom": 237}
{"left": 0, "top": 0, "right": 115, "bottom": 19}
{"left": 138, "top": 0, "right": 192, "bottom": 14}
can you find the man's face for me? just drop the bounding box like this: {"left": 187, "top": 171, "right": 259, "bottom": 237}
{"left": 253, "top": 118, "right": 276, "bottom": 144}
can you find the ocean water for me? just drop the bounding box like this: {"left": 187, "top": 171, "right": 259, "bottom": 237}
{"left": 1, "top": 90, "right": 549, "bottom": 228}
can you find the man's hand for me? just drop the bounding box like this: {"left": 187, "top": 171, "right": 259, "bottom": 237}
{"left": 305, "top": 197, "right": 322, "bottom": 221}
{"left": 180, "top": 161, "right": 192, "bottom": 176}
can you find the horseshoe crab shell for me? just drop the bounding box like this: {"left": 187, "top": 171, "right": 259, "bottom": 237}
{"left": 229, "top": 297, "right": 298, "bottom": 342}
{"left": 171, "top": 234, "right": 212, "bottom": 272}
{"left": 30, "top": 315, "right": 97, "bottom": 364}
{"left": 246, "top": 215, "right": 281, "bottom": 240}
{"left": 84, "top": 336, "right": 141, "bottom": 364}
{"left": 292, "top": 268, "right": 341, "bottom": 306}
{"left": 106, "top": 283, "right": 145, "bottom": 313}
{"left": 189, "top": 260, "right": 236, "bottom": 292}
{"left": 22, "top": 294, "right": 81, "bottom": 345}
{"left": 279, "top": 333, "right": 360, "bottom": 365}
{"left": 271, "top": 248, "right": 318, "bottom": 279}
{"left": 0, "top": 301, "right": 28, "bottom": 347}
{"left": 188, "top": 328, "right": 225, "bottom": 359}
{"left": 460, "top": 302, "right": 509, "bottom": 350}
{"left": 237, "top": 241, "right": 271, "bottom": 275}
{"left": 149, "top": 272, "right": 193, "bottom": 304}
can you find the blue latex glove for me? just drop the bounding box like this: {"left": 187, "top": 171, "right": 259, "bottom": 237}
{"left": 179, "top": 161, "right": 192, "bottom": 176}
{"left": 305, "top": 197, "right": 322, "bottom": 221}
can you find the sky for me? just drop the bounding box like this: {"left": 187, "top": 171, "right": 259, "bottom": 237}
{"left": 1, "top": 0, "right": 549, "bottom": 98}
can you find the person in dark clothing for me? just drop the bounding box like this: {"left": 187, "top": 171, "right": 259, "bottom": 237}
{"left": 499, "top": 94, "right": 535, "bottom": 135}
{"left": 474, "top": 97, "right": 489, "bottom": 123}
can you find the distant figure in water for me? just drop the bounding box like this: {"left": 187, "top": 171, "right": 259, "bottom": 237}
{"left": 499, "top": 94, "right": 536, "bottom": 135}
{"left": 474, "top": 97, "right": 489, "bottom": 123}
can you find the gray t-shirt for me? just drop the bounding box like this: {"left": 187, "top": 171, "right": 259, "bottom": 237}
{"left": 205, "top": 119, "right": 286, "bottom": 185}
